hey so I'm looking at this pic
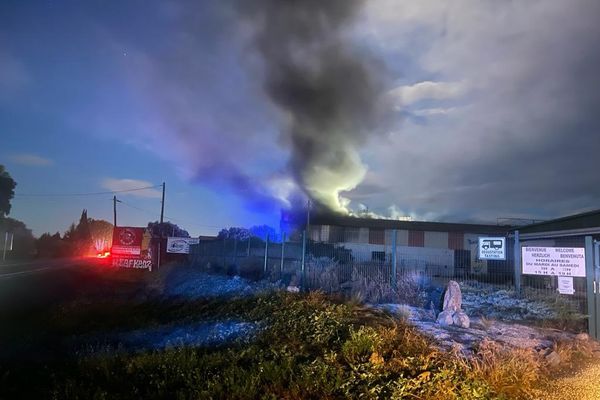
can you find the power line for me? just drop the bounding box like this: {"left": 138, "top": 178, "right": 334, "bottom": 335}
{"left": 118, "top": 199, "right": 160, "bottom": 218}
{"left": 14, "top": 185, "right": 162, "bottom": 197}
{"left": 118, "top": 200, "right": 221, "bottom": 229}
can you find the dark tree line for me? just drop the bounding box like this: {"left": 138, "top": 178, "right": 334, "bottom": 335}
{"left": 36, "top": 209, "right": 114, "bottom": 258}
{"left": 218, "top": 225, "right": 280, "bottom": 242}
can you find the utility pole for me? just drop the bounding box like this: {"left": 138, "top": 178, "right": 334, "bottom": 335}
{"left": 113, "top": 195, "right": 118, "bottom": 227}
{"left": 306, "top": 199, "right": 311, "bottom": 241}
{"left": 160, "top": 182, "right": 165, "bottom": 224}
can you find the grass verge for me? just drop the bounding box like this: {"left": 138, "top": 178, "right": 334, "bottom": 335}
{"left": 1, "top": 290, "right": 562, "bottom": 399}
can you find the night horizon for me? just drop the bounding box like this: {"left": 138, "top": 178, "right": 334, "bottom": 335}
{"left": 3, "top": 0, "right": 600, "bottom": 237}
{"left": 3, "top": 2, "right": 600, "bottom": 398}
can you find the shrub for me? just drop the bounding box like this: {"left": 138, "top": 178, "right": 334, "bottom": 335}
{"left": 5, "top": 290, "right": 555, "bottom": 399}
{"left": 348, "top": 268, "right": 424, "bottom": 305}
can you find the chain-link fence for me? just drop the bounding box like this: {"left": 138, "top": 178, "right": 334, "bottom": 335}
{"left": 189, "top": 231, "right": 591, "bottom": 323}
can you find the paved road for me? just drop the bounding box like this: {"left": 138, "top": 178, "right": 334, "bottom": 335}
{"left": 540, "top": 360, "right": 600, "bottom": 400}
{"left": 0, "top": 258, "right": 109, "bottom": 315}
{"left": 0, "top": 257, "right": 87, "bottom": 277}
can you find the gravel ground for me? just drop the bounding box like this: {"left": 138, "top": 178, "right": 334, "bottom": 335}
{"left": 377, "top": 304, "right": 583, "bottom": 355}
{"left": 161, "top": 267, "right": 276, "bottom": 299}
{"left": 72, "top": 271, "right": 274, "bottom": 353}
{"left": 539, "top": 360, "right": 600, "bottom": 400}
{"left": 117, "top": 320, "right": 260, "bottom": 351}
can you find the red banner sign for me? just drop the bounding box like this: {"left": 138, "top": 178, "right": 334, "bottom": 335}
{"left": 112, "top": 227, "right": 145, "bottom": 255}
{"left": 111, "top": 227, "right": 154, "bottom": 270}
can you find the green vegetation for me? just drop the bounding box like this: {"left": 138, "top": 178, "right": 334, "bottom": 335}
{"left": 1, "top": 289, "right": 555, "bottom": 399}
{"left": 0, "top": 164, "right": 16, "bottom": 218}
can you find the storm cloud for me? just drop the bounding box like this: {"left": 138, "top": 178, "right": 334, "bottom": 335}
{"left": 70, "top": 1, "right": 600, "bottom": 221}
{"left": 350, "top": 0, "right": 600, "bottom": 221}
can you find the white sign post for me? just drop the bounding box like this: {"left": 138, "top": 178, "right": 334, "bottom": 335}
{"left": 521, "top": 246, "right": 586, "bottom": 277}
{"left": 478, "top": 237, "right": 506, "bottom": 260}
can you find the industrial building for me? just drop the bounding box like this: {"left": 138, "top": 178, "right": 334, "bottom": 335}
{"left": 281, "top": 211, "right": 512, "bottom": 277}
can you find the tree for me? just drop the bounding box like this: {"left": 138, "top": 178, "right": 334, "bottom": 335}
{"left": 217, "top": 227, "right": 251, "bottom": 241}
{"left": 147, "top": 221, "right": 190, "bottom": 238}
{"left": 249, "top": 225, "right": 279, "bottom": 242}
{"left": 0, "top": 217, "right": 35, "bottom": 260}
{"left": 36, "top": 232, "right": 67, "bottom": 258}
{"left": 89, "top": 218, "right": 113, "bottom": 252}
{"left": 60, "top": 210, "right": 104, "bottom": 256}
{"left": 0, "top": 165, "right": 17, "bottom": 217}
{"left": 73, "top": 209, "right": 93, "bottom": 255}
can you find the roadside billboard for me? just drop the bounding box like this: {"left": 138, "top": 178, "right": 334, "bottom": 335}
{"left": 111, "top": 227, "right": 153, "bottom": 269}
{"left": 166, "top": 237, "right": 199, "bottom": 254}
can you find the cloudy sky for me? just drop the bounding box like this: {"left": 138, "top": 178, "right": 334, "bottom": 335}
{"left": 2, "top": 0, "right": 599, "bottom": 236}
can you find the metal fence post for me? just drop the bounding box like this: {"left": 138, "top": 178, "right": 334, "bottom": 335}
{"left": 263, "top": 234, "right": 269, "bottom": 276}
{"left": 585, "top": 236, "right": 596, "bottom": 339}
{"left": 280, "top": 232, "right": 286, "bottom": 278}
{"left": 2, "top": 232, "right": 8, "bottom": 262}
{"left": 222, "top": 239, "right": 227, "bottom": 269}
{"left": 391, "top": 229, "right": 397, "bottom": 288}
{"left": 301, "top": 230, "right": 306, "bottom": 291}
{"left": 514, "top": 230, "right": 521, "bottom": 296}
{"left": 233, "top": 238, "right": 238, "bottom": 274}
{"left": 247, "top": 237, "right": 251, "bottom": 257}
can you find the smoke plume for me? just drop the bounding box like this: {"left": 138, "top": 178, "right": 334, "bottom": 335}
{"left": 239, "top": 0, "right": 391, "bottom": 213}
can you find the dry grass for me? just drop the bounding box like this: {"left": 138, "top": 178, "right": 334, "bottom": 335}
{"left": 461, "top": 339, "right": 546, "bottom": 400}
{"left": 348, "top": 268, "right": 424, "bottom": 305}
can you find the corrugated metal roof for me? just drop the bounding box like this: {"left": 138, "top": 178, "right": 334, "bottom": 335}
{"left": 306, "top": 212, "right": 512, "bottom": 234}
{"left": 516, "top": 208, "right": 600, "bottom": 234}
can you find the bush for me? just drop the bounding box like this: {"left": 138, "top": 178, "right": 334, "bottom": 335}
{"left": 348, "top": 268, "right": 424, "bottom": 305}
{"left": 33, "top": 291, "right": 555, "bottom": 399}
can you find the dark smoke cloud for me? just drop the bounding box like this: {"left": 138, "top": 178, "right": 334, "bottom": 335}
{"left": 238, "top": 0, "right": 393, "bottom": 212}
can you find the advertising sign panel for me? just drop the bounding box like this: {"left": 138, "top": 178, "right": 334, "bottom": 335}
{"left": 522, "top": 246, "right": 586, "bottom": 277}
{"left": 112, "top": 227, "right": 144, "bottom": 255}
{"left": 111, "top": 227, "right": 153, "bottom": 270}
{"left": 478, "top": 237, "right": 506, "bottom": 260}
{"left": 166, "top": 237, "right": 200, "bottom": 254}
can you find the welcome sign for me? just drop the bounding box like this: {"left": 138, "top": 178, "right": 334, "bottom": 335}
{"left": 522, "top": 246, "right": 586, "bottom": 277}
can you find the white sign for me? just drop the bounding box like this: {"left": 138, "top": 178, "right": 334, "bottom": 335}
{"left": 522, "top": 246, "right": 586, "bottom": 277}
{"left": 166, "top": 237, "right": 200, "bottom": 254}
{"left": 558, "top": 276, "right": 575, "bottom": 295}
{"left": 478, "top": 237, "right": 506, "bottom": 260}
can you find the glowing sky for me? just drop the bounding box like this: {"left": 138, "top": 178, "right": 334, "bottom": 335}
{"left": 2, "top": 1, "right": 600, "bottom": 237}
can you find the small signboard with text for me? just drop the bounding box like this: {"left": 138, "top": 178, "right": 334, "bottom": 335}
{"left": 111, "top": 227, "right": 153, "bottom": 270}
{"left": 166, "top": 237, "right": 200, "bottom": 254}
{"left": 522, "top": 246, "right": 586, "bottom": 277}
{"left": 478, "top": 237, "right": 506, "bottom": 260}
{"left": 558, "top": 276, "right": 575, "bottom": 295}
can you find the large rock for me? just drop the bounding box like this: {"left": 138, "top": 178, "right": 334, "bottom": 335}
{"left": 436, "top": 310, "right": 454, "bottom": 326}
{"left": 453, "top": 311, "right": 470, "bottom": 328}
{"left": 442, "top": 280, "right": 462, "bottom": 312}
{"left": 545, "top": 351, "right": 561, "bottom": 368}
{"left": 436, "top": 281, "right": 470, "bottom": 328}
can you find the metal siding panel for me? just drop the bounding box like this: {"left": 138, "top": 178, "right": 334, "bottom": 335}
{"left": 408, "top": 230, "right": 424, "bottom": 247}
{"left": 397, "top": 230, "right": 409, "bottom": 246}
{"left": 448, "top": 232, "right": 464, "bottom": 250}
{"left": 358, "top": 228, "right": 370, "bottom": 243}
{"left": 424, "top": 231, "right": 448, "bottom": 248}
